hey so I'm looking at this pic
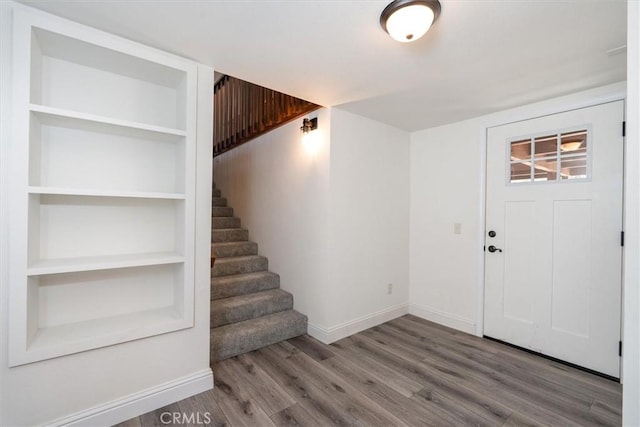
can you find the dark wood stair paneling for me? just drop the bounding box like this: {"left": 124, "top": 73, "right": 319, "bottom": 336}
{"left": 213, "top": 74, "right": 320, "bottom": 157}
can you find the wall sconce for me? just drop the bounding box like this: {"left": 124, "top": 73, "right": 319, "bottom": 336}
{"left": 301, "top": 117, "right": 318, "bottom": 134}
{"left": 380, "top": 0, "right": 441, "bottom": 43}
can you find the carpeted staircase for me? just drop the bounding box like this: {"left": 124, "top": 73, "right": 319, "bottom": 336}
{"left": 210, "top": 183, "right": 307, "bottom": 362}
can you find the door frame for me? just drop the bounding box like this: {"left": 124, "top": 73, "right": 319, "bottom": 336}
{"left": 475, "top": 86, "right": 627, "bottom": 374}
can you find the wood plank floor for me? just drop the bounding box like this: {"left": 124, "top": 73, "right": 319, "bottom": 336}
{"left": 116, "top": 315, "right": 622, "bottom": 426}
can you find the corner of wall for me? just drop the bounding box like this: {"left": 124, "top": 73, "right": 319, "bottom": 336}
{"left": 308, "top": 303, "right": 410, "bottom": 344}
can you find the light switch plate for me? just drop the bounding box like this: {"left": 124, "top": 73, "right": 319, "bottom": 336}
{"left": 454, "top": 223, "right": 462, "bottom": 234}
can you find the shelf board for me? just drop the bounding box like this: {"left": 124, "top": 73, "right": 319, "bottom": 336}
{"left": 30, "top": 104, "right": 187, "bottom": 138}
{"left": 28, "top": 186, "right": 185, "bottom": 200}
{"left": 24, "top": 307, "right": 190, "bottom": 363}
{"left": 33, "top": 27, "right": 187, "bottom": 90}
{"left": 27, "top": 252, "right": 185, "bottom": 276}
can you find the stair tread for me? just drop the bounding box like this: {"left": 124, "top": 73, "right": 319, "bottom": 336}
{"left": 212, "top": 207, "right": 233, "bottom": 217}
{"left": 210, "top": 289, "right": 293, "bottom": 327}
{"left": 211, "top": 241, "right": 257, "bottom": 247}
{"left": 214, "top": 289, "right": 292, "bottom": 309}
{"left": 212, "top": 217, "right": 241, "bottom": 229}
{"left": 211, "top": 228, "right": 248, "bottom": 235}
{"left": 212, "top": 309, "right": 306, "bottom": 333}
{"left": 212, "top": 270, "right": 279, "bottom": 284}
{"left": 214, "top": 254, "right": 266, "bottom": 263}
{"left": 211, "top": 227, "right": 244, "bottom": 231}
{"left": 211, "top": 254, "right": 268, "bottom": 277}
{"left": 212, "top": 197, "right": 227, "bottom": 207}
{"left": 211, "top": 241, "right": 259, "bottom": 258}
{"left": 210, "top": 310, "right": 308, "bottom": 361}
{"left": 211, "top": 228, "right": 249, "bottom": 243}
{"left": 211, "top": 271, "right": 280, "bottom": 300}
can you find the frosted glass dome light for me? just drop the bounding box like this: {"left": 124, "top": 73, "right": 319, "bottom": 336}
{"left": 385, "top": 5, "right": 434, "bottom": 42}
{"left": 380, "top": 0, "right": 441, "bottom": 43}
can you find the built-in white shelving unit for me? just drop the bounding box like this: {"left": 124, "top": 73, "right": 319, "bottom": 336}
{"left": 8, "top": 9, "right": 198, "bottom": 366}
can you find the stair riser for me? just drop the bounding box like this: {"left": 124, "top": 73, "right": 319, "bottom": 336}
{"left": 211, "top": 292, "right": 293, "bottom": 328}
{"left": 212, "top": 242, "right": 258, "bottom": 258}
{"left": 212, "top": 257, "right": 268, "bottom": 277}
{"left": 211, "top": 273, "right": 280, "bottom": 300}
{"left": 212, "top": 197, "right": 227, "bottom": 207}
{"left": 212, "top": 189, "right": 221, "bottom": 197}
{"left": 212, "top": 217, "right": 241, "bottom": 229}
{"left": 210, "top": 311, "right": 308, "bottom": 362}
{"left": 212, "top": 229, "right": 248, "bottom": 243}
{"left": 212, "top": 207, "right": 233, "bottom": 217}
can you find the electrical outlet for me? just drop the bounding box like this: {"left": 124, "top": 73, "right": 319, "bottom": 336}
{"left": 387, "top": 283, "right": 393, "bottom": 295}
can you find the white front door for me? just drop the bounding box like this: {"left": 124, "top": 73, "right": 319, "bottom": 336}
{"left": 484, "top": 101, "right": 624, "bottom": 378}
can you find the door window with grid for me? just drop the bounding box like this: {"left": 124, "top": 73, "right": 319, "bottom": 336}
{"left": 509, "top": 129, "right": 589, "bottom": 184}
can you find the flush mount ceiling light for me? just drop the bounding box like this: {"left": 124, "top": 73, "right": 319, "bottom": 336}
{"left": 380, "top": 0, "right": 441, "bottom": 43}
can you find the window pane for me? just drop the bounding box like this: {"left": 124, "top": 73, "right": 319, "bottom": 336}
{"left": 508, "top": 128, "right": 588, "bottom": 184}
{"left": 510, "top": 161, "right": 531, "bottom": 183}
{"left": 533, "top": 157, "right": 558, "bottom": 181}
{"left": 560, "top": 130, "right": 587, "bottom": 156}
{"left": 534, "top": 134, "right": 557, "bottom": 159}
{"left": 510, "top": 139, "right": 532, "bottom": 183}
{"left": 560, "top": 155, "right": 587, "bottom": 180}
{"left": 511, "top": 139, "right": 531, "bottom": 161}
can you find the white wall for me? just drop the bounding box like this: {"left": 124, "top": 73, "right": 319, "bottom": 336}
{"left": 409, "top": 121, "right": 482, "bottom": 333}
{"left": 214, "top": 107, "right": 410, "bottom": 342}
{"left": 325, "top": 108, "right": 410, "bottom": 340}
{"left": 0, "top": 3, "right": 213, "bottom": 425}
{"left": 214, "top": 109, "right": 332, "bottom": 327}
{"left": 623, "top": 1, "right": 640, "bottom": 424}
{"left": 409, "top": 82, "right": 627, "bottom": 336}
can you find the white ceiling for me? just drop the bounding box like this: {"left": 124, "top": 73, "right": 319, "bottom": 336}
{"left": 17, "top": 0, "right": 627, "bottom": 131}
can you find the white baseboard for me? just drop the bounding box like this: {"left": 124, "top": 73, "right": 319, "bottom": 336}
{"left": 409, "top": 304, "right": 476, "bottom": 335}
{"left": 47, "top": 368, "right": 214, "bottom": 427}
{"left": 308, "top": 303, "right": 409, "bottom": 344}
